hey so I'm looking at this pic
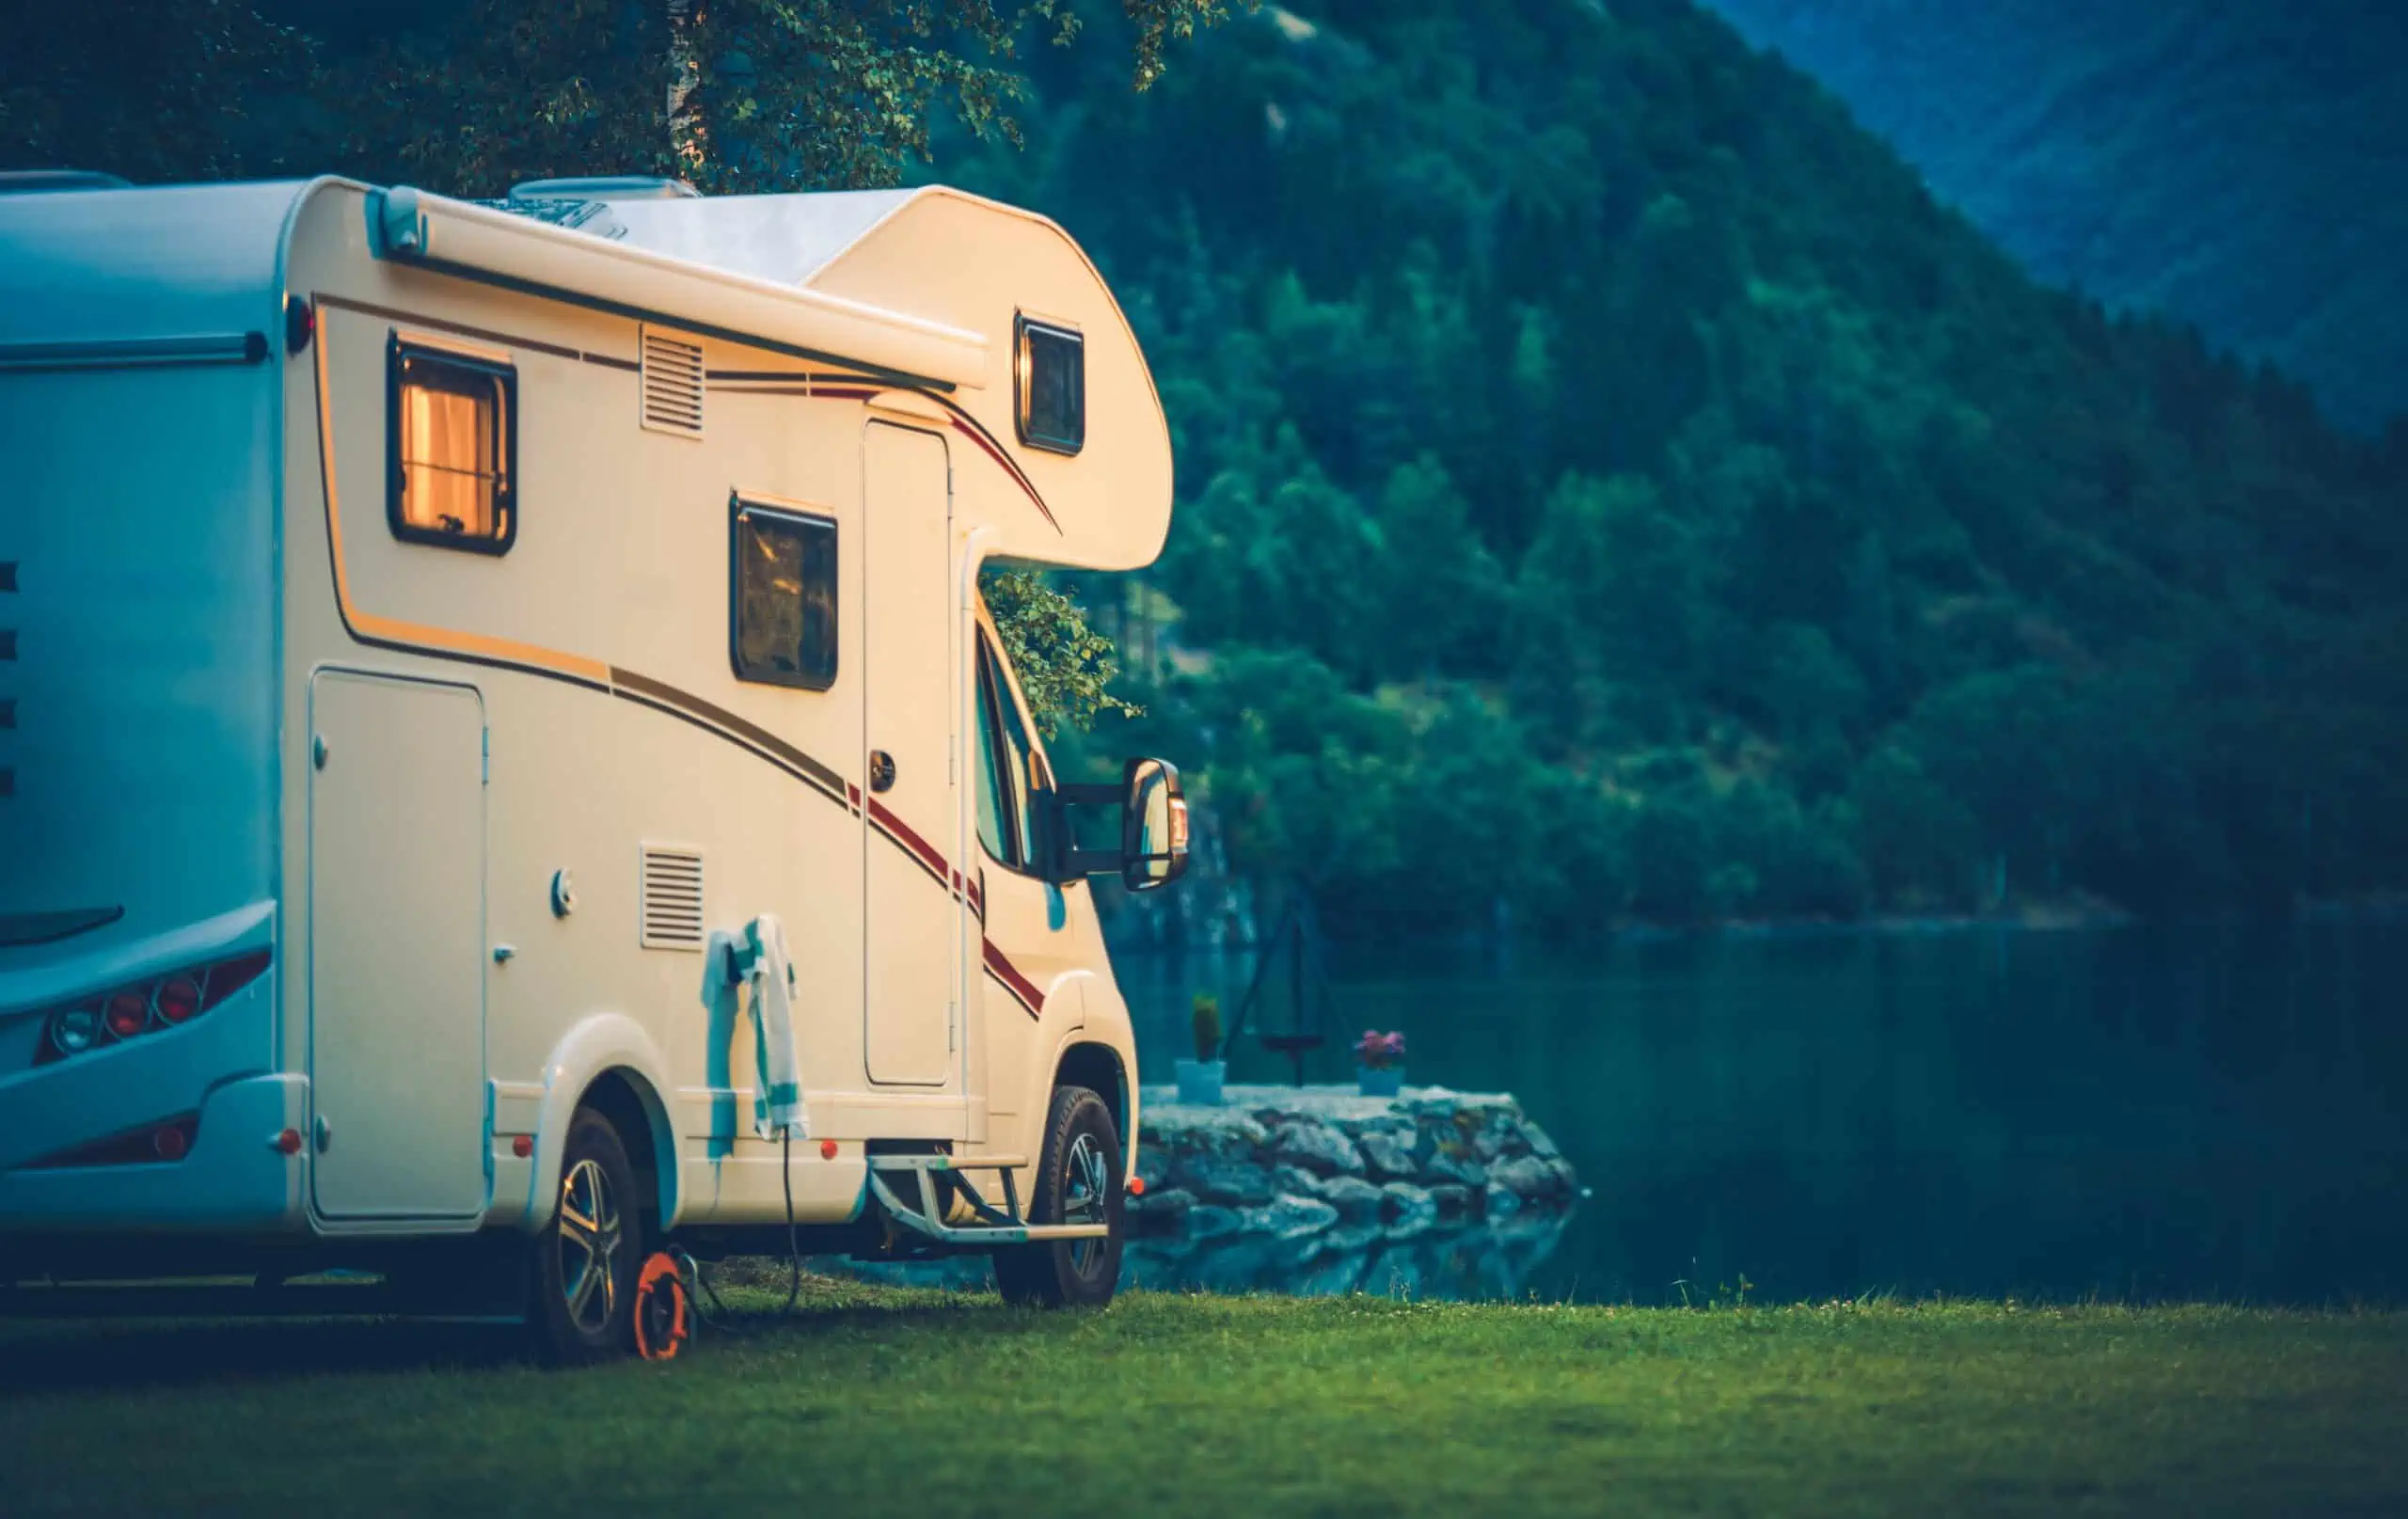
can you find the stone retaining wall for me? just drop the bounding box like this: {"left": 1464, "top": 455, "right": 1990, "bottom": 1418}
{"left": 1133, "top": 1084, "right": 1580, "bottom": 1239}
{"left": 822, "top": 1084, "right": 1580, "bottom": 1298}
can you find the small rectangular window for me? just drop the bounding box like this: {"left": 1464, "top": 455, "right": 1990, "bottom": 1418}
{"left": 388, "top": 336, "right": 515, "bottom": 553}
{"left": 1015, "top": 315, "right": 1085, "bottom": 455}
{"left": 731, "top": 498, "right": 838, "bottom": 690}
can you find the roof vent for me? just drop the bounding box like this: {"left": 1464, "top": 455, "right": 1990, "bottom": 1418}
{"left": 641, "top": 326, "right": 705, "bottom": 438}
{"left": 640, "top": 845, "right": 705, "bottom": 951}
{"left": 510, "top": 176, "right": 700, "bottom": 201}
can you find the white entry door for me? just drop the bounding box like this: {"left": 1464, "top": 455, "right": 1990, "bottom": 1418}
{"left": 862, "top": 421, "right": 960, "bottom": 1086}
{"left": 308, "top": 670, "right": 488, "bottom": 1221}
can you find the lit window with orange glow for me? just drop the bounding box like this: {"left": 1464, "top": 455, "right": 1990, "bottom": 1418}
{"left": 387, "top": 337, "right": 516, "bottom": 554}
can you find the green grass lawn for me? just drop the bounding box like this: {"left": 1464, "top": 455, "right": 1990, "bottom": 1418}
{"left": 5, "top": 1281, "right": 2404, "bottom": 1516}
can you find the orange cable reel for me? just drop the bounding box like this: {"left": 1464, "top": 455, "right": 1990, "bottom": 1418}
{"left": 633, "top": 1252, "right": 691, "bottom": 1362}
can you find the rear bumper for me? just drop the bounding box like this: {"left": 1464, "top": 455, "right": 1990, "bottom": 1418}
{"left": 0, "top": 1072, "right": 309, "bottom": 1235}
{"left": 0, "top": 899, "right": 299, "bottom": 1237}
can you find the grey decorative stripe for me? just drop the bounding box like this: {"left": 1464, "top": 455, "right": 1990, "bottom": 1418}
{"left": 0, "top": 906, "right": 124, "bottom": 947}
{"left": 0, "top": 333, "right": 267, "bottom": 370}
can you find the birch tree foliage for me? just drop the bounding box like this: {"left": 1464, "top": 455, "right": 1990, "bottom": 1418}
{"left": 1, "top": 1, "right": 1244, "bottom": 194}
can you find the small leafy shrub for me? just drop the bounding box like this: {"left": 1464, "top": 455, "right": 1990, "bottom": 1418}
{"left": 1190, "top": 992, "right": 1222, "bottom": 1064}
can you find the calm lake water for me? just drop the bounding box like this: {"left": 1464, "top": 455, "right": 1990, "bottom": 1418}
{"left": 1116, "top": 917, "right": 2408, "bottom": 1305}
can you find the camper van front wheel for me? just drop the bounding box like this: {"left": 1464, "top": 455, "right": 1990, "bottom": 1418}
{"left": 994, "top": 1084, "right": 1125, "bottom": 1308}
{"left": 529, "top": 1108, "right": 647, "bottom": 1364}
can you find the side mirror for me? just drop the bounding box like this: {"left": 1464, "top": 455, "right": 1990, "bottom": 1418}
{"left": 1050, "top": 756, "right": 1191, "bottom": 891}
{"left": 1120, "top": 757, "right": 1190, "bottom": 894}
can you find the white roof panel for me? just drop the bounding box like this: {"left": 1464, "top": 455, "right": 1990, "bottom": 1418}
{"left": 597, "top": 190, "right": 916, "bottom": 289}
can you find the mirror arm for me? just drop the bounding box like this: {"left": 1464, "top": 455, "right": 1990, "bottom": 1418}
{"left": 1039, "top": 784, "right": 1123, "bottom": 883}
{"left": 1057, "top": 847, "right": 1125, "bottom": 878}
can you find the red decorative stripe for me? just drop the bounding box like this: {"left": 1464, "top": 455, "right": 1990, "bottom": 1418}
{"left": 940, "top": 406, "right": 1061, "bottom": 533}
{"left": 705, "top": 373, "right": 1062, "bottom": 534}
{"left": 863, "top": 798, "right": 983, "bottom": 918}
{"left": 866, "top": 797, "right": 948, "bottom": 884}
{"left": 983, "top": 940, "right": 1045, "bottom": 1019}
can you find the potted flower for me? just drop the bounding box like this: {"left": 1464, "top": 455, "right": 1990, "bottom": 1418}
{"left": 1175, "top": 992, "right": 1226, "bottom": 1105}
{"left": 1354, "top": 1029, "right": 1407, "bottom": 1098}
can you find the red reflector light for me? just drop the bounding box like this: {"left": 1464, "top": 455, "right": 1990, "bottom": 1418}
{"left": 820, "top": 1139, "right": 839, "bottom": 1160}
{"left": 1128, "top": 1175, "right": 1147, "bottom": 1196}
{"left": 199, "top": 949, "right": 272, "bottom": 1012}
{"left": 27, "top": 1114, "right": 199, "bottom": 1169}
{"left": 512, "top": 1134, "right": 533, "bottom": 1159}
{"left": 155, "top": 974, "right": 202, "bottom": 1025}
{"left": 103, "top": 989, "right": 150, "bottom": 1039}
{"left": 274, "top": 1128, "right": 303, "bottom": 1156}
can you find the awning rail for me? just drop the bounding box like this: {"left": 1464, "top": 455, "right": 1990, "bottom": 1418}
{"left": 371, "top": 186, "right": 990, "bottom": 392}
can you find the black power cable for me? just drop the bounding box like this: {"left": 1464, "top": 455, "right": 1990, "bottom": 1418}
{"left": 674, "top": 1125, "right": 803, "bottom": 1337}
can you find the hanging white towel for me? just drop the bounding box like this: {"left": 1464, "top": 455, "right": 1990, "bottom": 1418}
{"left": 698, "top": 915, "right": 808, "bottom": 1142}
{"left": 743, "top": 913, "right": 806, "bottom": 1139}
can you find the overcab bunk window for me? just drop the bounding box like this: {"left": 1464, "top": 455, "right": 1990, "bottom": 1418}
{"left": 730, "top": 498, "right": 838, "bottom": 690}
{"left": 388, "top": 337, "right": 516, "bottom": 553}
{"left": 1014, "top": 315, "right": 1085, "bottom": 455}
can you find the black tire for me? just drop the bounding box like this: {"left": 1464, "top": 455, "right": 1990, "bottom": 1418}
{"left": 527, "top": 1107, "right": 646, "bottom": 1365}
{"left": 994, "top": 1084, "right": 1124, "bottom": 1307}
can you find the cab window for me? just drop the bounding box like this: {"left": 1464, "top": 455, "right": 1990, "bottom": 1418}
{"left": 974, "top": 631, "right": 1051, "bottom": 874}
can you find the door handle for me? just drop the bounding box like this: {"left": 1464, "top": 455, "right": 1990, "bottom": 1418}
{"left": 869, "top": 750, "right": 897, "bottom": 793}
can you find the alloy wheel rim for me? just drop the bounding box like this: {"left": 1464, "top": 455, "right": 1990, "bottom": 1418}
{"left": 558, "top": 1157, "right": 624, "bottom": 1334}
{"left": 1062, "top": 1131, "right": 1110, "bottom": 1274}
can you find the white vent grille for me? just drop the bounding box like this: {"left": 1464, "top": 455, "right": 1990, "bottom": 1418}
{"left": 640, "top": 326, "right": 705, "bottom": 437}
{"left": 639, "top": 845, "right": 705, "bottom": 950}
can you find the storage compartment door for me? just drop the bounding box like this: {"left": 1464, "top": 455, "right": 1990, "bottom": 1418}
{"left": 308, "top": 670, "right": 488, "bottom": 1221}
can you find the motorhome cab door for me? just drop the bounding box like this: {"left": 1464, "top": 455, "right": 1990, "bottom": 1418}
{"left": 862, "top": 420, "right": 960, "bottom": 1085}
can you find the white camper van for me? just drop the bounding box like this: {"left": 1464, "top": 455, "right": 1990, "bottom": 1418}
{"left": 0, "top": 171, "right": 1189, "bottom": 1358}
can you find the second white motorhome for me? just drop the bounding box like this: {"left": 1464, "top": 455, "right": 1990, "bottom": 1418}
{"left": 0, "top": 170, "right": 1189, "bottom": 1359}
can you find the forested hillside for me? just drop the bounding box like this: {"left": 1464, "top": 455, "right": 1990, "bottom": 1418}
{"left": 942, "top": 0, "right": 2408, "bottom": 938}
{"left": 1696, "top": 0, "right": 2408, "bottom": 435}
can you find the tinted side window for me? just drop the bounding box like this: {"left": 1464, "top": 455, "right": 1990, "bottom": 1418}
{"left": 1015, "top": 317, "right": 1084, "bottom": 455}
{"left": 974, "top": 631, "right": 1053, "bottom": 873}
{"left": 974, "top": 639, "right": 1015, "bottom": 865}
{"left": 731, "top": 499, "right": 838, "bottom": 690}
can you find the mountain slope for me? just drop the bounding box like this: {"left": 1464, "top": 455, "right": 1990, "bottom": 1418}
{"left": 1695, "top": 0, "right": 2408, "bottom": 433}
{"left": 932, "top": 0, "right": 2408, "bottom": 938}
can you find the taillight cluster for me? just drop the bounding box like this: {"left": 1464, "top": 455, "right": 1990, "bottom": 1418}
{"left": 36, "top": 948, "right": 271, "bottom": 1064}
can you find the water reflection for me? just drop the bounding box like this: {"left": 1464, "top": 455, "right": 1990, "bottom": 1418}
{"left": 1118, "top": 917, "right": 2408, "bottom": 1305}
{"left": 830, "top": 1210, "right": 1575, "bottom": 1301}
{"left": 1126, "top": 1210, "right": 1573, "bottom": 1300}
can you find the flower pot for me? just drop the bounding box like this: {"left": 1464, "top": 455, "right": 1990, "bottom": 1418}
{"left": 1174, "top": 1058, "right": 1227, "bottom": 1106}
{"left": 1356, "top": 1066, "right": 1404, "bottom": 1098}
